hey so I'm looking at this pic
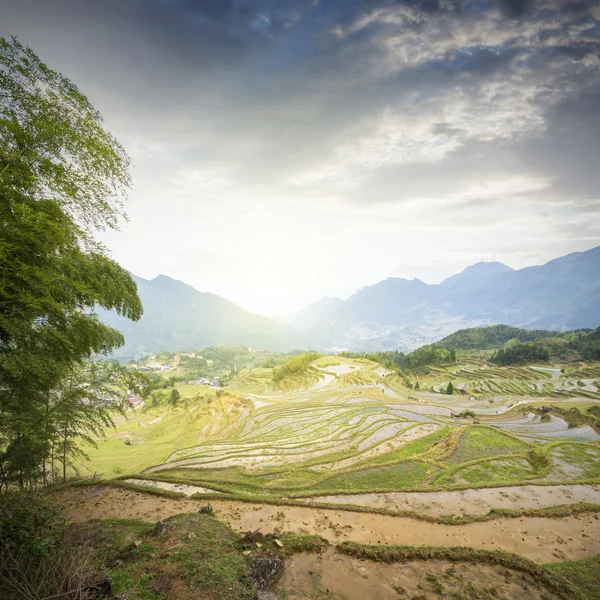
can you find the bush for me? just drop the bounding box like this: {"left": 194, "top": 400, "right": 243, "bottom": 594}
{"left": 0, "top": 491, "right": 66, "bottom": 557}
{"left": 199, "top": 503, "right": 214, "bottom": 516}
{"left": 0, "top": 492, "right": 104, "bottom": 600}
{"left": 457, "top": 410, "right": 476, "bottom": 419}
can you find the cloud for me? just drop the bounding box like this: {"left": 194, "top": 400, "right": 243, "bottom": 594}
{"left": 1, "top": 0, "right": 598, "bottom": 313}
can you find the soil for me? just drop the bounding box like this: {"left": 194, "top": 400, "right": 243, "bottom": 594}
{"left": 303, "top": 484, "right": 600, "bottom": 517}
{"left": 279, "top": 548, "right": 554, "bottom": 600}
{"left": 53, "top": 486, "right": 600, "bottom": 563}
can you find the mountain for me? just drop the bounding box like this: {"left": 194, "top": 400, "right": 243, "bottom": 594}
{"left": 98, "top": 275, "right": 304, "bottom": 360}
{"left": 440, "top": 261, "right": 514, "bottom": 289}
{"left": 99, "top": 247, "right": 600, "bottom": 358}
{"left": 286, "top": 246, "right": 600, "bottom": 351}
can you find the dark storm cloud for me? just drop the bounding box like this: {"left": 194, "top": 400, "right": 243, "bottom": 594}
{"left": 496, "top": 0, "right": 534, "bottom": 18}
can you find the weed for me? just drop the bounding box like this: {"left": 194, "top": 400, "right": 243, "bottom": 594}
{"left": 199, "top": 503, "right": 214, "bottom": 516}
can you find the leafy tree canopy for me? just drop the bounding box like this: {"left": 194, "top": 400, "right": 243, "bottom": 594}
{"left": 0, "top": 37, "right": 144, "bottom": 488}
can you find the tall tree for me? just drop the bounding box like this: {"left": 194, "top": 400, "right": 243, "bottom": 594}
{"left": 0, "top": 37, "right": 143, "bottom": 488}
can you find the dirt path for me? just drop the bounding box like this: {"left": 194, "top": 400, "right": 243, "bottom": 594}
{"left": 303, "top": 483, "right": 600, "bottom": 517}
{"left": 54, "top": 486, "right": 600, "bottom": 563}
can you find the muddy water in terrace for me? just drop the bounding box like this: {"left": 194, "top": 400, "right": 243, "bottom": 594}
{"left": 279, "top": 548, "right": 555, "bottom": 600}
{"left": 53, "top": 487, "right": 600, "bottom": 563}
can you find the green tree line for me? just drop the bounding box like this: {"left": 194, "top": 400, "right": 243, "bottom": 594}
{"left": 0, "top": 37, "right": 145, "bottom": 489}
{"left": 340, "top": 346, "right": 456, "bottom": 373}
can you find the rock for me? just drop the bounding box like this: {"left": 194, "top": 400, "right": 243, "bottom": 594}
{"left": 274, "top": 539, "right": 283, "bottom": 548}
{"left": 124, "top": 440, "right": 131, "bottom": 445}
{"left": 151, "top": 521, "right": 169, "bottom": 537}
{"left": 257, "top": 592, "right": 283, "bottom": 600}
{"left": 249, "top": 557, "right": 285, "bottom": 591}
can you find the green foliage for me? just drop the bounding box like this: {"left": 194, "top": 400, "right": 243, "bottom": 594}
{"left": 0, "top": 37, "right": 143, "bottom": 489}
{"left": 199, "top": 503, "right": 214, "bottom": 516}
{"left": 272, "top": 352, "right": 321, "bottom": 383}
{"left": 0, "top": 491, "right": 67, "bottom": 557}
{"left": 492, "top": 343, "right": 551, "bottom": 365}
{"left": 340, "top": 345, "right": 455, "bottom": 374}
{"left": 545, "top": 554, "right": 600, "bottom": 600}
{"left": 446, "top": 381, "right": 454, "bottom": 395}
{"left": 434, "top": 324, "right": 600, "bottom": 362}
{"left": 433, "top": 324, "right": 569, "bottom": 350}
{"left": 456, "top": 410, "right": 475, "bottom": 418}
{"left": 170, "top": 388, "right": 181, "bottom": 405}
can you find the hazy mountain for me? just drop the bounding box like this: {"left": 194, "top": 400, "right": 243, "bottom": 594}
{"left": 287, "top": 246, "right": 600, "bottom": 351}
{"left": 99, "top": 247, "right": 600, "bottom": 358}
{"left": 440, "top": 261, "right": 514, "bottom": 289}
{"left": 98, "top": 275, "right": 304, "bottom": 360}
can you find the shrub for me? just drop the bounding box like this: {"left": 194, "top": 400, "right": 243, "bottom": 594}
{"left": 199, "top": 503, "right": 214, "bottom": 516}
{"left": 0, "top": 492, "right": 103, "bottom": 600}
{"left": 0, "top": 491, "right": 66, "bottom": 557}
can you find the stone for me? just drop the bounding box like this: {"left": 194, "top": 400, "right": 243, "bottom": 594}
{"left": 151, "top": 521, "right": 169, "bottom": 537}
{"left": 274, "top": 539, "right": 283, "bottom": 548}
{"left": 249, "top": 557, "right": 285, "bottom": 591}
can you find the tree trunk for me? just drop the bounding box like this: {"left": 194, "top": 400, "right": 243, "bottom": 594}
{"left": 62, "top": 418, "right": 68, "bottom": 483}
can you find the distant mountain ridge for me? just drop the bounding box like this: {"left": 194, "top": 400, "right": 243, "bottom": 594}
{"left": 97, "top": 274, "right": 304, "bottom": 360}
{"left": 286, "top": 246, "right": 600, "bottom": 351}
{"left": 99, "top": 246, "right": 600, "bottom": 358}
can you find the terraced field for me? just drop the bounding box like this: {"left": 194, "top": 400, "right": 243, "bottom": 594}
{"left": 78, "top": 356, "right": 600, "bottom": 499}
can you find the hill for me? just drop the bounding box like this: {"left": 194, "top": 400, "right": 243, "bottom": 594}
{"left": 431, "top": 324, "right": 576, "bottom": 350}
{"left": 433, "top": 324, "right": 600, "bottom": 364}
{"left": 97, "top": 275, "right": 304, "bottom": 360}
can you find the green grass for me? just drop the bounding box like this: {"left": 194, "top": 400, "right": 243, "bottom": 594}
{"left": 313, "top": 461, "right": 439, "bottom": 492}
{"left": 444, "top": 457, "right": 536, "bottom": 485}
{"left": 545, "top": 555, "right": 600, "bottom": 600}
{"left": 550, "top": 444, "right": 600, "bottom": 479}
{"left": 447, "top": 426, "right": 530, "bottom": 465}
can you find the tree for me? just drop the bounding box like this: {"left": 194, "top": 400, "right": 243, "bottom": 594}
{"left": 446, "top": 382, "right": 454, "bottom": 395}
{"left": 0, "top": 37, "right": 143, "bottom": 489}
{"left": 170, "top": 389, "right": 181, "bottom": 405}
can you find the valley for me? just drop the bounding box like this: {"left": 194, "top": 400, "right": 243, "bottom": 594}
{"left": 59, "top": 348, "right": 600, "bottom": 599}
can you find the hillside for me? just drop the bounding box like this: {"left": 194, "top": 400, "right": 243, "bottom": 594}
{"left": 287, "top": 246, "right": 600, "bottom": 351}
{"left": 97, "top": 275, "right": 304, "bottom": 360}
{"left": 431, "top": 324, "right": 582, "bottom": 350}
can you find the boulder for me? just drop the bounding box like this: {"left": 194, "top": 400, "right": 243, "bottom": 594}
{"left": 249, "top": 557, "right": 284, "bottom": 591}
{"left": 151, "top": 521, "right": 169, "bottom": 537}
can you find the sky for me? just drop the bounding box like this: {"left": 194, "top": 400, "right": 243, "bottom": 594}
{"left": 1, "top": 0, "right": 599, "bottom": 315}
